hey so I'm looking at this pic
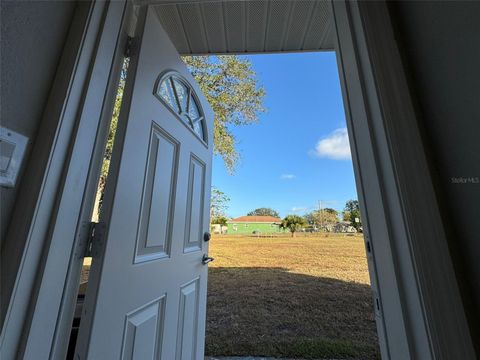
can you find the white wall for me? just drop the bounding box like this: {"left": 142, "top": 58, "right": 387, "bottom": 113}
{"left": 390, "top": 0, "right": 480, "bottom": 346}
{"left": 0, "top": 0, "right": 76, "bottom": 324}
{"left": 0, "top": 1, "right": 76, "bottom": 242}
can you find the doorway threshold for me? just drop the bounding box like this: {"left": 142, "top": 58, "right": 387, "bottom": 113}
{"left": 205, "top": 357, "right": 345, "bottom": 360}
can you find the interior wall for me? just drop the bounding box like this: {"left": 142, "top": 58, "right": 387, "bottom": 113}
{"left": 0, "top": 1, "right": 77, "bottom": 326}
{"left": 389, "top": 0, "right": 480, "bottom": 344}
{"left": 0, "top": 1, "right": 76, "bottom": 243}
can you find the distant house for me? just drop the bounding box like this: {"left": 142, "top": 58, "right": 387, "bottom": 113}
{"left": 227, "top": 215, "right": 283, "bottom": 234}
{"left": 210, "top": 223, "right": 228, "bottom": 235}
{"left": 333, "top": 221, "right": 357, "bottom": 233}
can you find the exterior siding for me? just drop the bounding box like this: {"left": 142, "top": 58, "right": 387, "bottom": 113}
{"left": 226, "top": 222, "right": 284, "bottom": 234}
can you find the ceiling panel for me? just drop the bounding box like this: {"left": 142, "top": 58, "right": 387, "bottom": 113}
{"left": 202, "top": 2, "right": 227, "bottom": 52}
{"left": 151, "top": 0, "right": 334, "bottom": 54}
{"left": 224, "top": 1, "right": 246, "bottom": 51}
{"left": 302, "top": 0, "right": 332, "bottom": 49}
{"left": 246, "top": 1, "right": 268, "bottom": 52}
{"left": 264, "top": 0, "right": 292, "bottom": 52}
{"left": 284, "top": 1, "right": 316, "bottom": 51}
{"left": 153, "top": 4, "right": 190, "bottom": 54}
{"left": 177, "top": 3, "right": 209, "bottom": 53}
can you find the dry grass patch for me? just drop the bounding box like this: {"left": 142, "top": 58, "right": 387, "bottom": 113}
{"left": 205, "top": 234, "right": 380, "bottom": 359}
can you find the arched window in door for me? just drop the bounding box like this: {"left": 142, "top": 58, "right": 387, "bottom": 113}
{"left": 154, "top": 71, "right": 206, "bottom": 142}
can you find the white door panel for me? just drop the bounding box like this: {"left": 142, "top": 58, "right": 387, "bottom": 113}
{"left": 75, "top": 5, "right": 213, "bottom": 359}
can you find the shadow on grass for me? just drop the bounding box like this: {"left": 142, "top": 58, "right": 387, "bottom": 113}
{"left": 206, "top": 267, "right": 380, "bottom": 360}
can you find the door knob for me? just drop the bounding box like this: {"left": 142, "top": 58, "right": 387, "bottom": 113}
{"left": 203, "top": 232, "right": 211, "bottom": 242}
{"left": 202, "top": 254, "right": 214, "bottom": 265}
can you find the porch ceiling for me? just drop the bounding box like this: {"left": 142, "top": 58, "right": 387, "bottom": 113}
{"left": 145, "top": 0, "right": 334, "bottom": 55}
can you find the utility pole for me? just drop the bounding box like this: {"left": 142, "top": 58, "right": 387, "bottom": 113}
{"left": 318, "top": 200, "right": 324, "bottom": 230}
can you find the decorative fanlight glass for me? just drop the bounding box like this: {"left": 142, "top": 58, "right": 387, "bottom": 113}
{"left": 154, "top": 72, "right": 206, "bottom": 142}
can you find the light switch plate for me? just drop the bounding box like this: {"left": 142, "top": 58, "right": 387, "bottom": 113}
{"left": 0, "top": 126, "right": 28, "bottom": 188}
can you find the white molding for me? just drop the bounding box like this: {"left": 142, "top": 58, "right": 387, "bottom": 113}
{"left": 49, "top": 4, "right": 129, "bottom": 358}
{"left": 0, "top": 1, "right": 127, "bottom": 359}
{"left": 25, "top": 2, "right": 128, "bottom": 359}
{"left": 72, "top": 5, "right": 145, "bottom": 358}
{"left": 332, "top": 1, "right": 475, "bottom": 359}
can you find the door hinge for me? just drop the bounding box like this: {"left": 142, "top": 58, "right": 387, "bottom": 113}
{"left": 84, "top": 221, "right": 106, "bottom": 258}
{"left": 125, "top": 36, "right": 135, "bottom": 58}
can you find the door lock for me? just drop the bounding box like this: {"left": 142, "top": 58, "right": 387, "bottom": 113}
{"left": 202, "top": 254, "right": 214, "bottom": 265}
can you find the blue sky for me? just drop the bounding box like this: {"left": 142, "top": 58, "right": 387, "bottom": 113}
{"left": 212, "top": 52, "right": 358, "bottom": 218}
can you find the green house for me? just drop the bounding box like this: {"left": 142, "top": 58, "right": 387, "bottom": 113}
{"left": 227, "top": 216, "right": 284, "bottom": 234}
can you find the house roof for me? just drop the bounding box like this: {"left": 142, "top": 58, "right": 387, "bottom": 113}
{"left": 228, "top": 215, "right": 282, "bottom": 223}
{"left": 148, "top": 0, "right": 334, "bottom": 55}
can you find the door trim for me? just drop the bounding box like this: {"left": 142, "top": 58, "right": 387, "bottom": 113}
{"left": 73, "top": 5, "right": 147, "bottom": 358}
{"left": 332, "top": 1, "right": 475, "bottom": 359}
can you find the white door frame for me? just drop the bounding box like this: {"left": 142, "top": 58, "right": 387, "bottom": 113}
{"left": 1, "top": 1, "right": 474, "bottom": 359}
{"left": 332, "top": 1, "right": 474, "bottom": 359}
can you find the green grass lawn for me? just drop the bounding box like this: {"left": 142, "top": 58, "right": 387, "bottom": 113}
{"left": 205, "top": 233, "right": 380, "bottom": 359}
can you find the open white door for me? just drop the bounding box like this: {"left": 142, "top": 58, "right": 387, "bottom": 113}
{"left": 75, "top": 5, "right": 213, "bottom": 359}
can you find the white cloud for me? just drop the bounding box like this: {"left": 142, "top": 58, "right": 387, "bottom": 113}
{"left": 291, "top": 206, "right": 307, "bottom": 213}
{"left": 311, "top": 128, "right": 351, "bottom": 160}
{"left": 280, "top": 174, "right": 296, "bottom": 180}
